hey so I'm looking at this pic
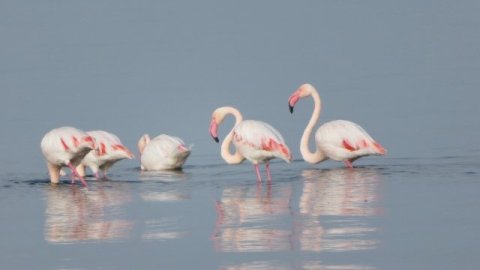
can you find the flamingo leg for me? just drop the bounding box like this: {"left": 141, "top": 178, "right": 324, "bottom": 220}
{"left": 46, "top": 162, "right": 61, "bottom": 184}
{"left": 102, "top": 170, "right": 110, "bottom": 180}
{"left": 265, "top": 161, "right": 272, "bottom": 182}
{"left": 344, "top": 160, "right": 354, "bottom": 168}
{"left": 67, "top": 162, "right": 88, "bottom": 187}
{"left": 254, "top": 164, "right": 262, "bottom": 182}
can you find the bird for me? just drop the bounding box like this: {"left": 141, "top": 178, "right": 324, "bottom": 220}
{"left": 209, "top": 106, "right": 292, "bottom": 182}
{"left": 288, "top": 83, "right": 386, "bottom": 168}
{"left": 137, "top": 134, "right": 191, "bottom": 171}
{"left": 40, "top": 126, "right": 95, "bottom": 187}
{"left": 76, "top": 130, "right": 134, "bottom": 179}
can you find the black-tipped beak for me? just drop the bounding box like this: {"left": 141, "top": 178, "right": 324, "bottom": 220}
{"left": 289, "top": 104, "right": 294, "bottom": 114}
{"left": 213, "top": 136, "right": 219, "bottom": 143}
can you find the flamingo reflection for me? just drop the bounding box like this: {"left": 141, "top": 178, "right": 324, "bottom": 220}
{"left": 44, "top": 184, "right": 133, "bottom": 243}
{"left": 139, "top": 170, "right": 190, "bottom": 241}
{"left": 297, "top": 168, "right": 383, "bottom": 252}
{"left": 139, "top": 169, "right": 188, "bottom": 182}
{"left": 221, "top": 260, "right": 375, "bottom": 270}
{"left": 213, "top": 182, "right": 293, "bottom": 252}
{"left": 139, "top": 170, "right": 190, "bottom": 202}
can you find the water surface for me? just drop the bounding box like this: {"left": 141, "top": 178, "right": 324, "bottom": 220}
{"left": 1, "top": 155, "right": 479, "bottom": 269}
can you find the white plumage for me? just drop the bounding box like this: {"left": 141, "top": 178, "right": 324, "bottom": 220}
{"left": 78, "top": 130, "right": 134, "bottom": 179}
{"left": 233, "top": 120, "right": 291, "bottom": 164}
{"left": 288, "top": 84, "right": 386, "bottom": 167}
{"left": 40, "top": 126, "right": 95, "bottom": 186}
{"left": 209, "top": 106, "right": 292, "bottom": 182}
{"left": 315, "top": 120, "right": 383, "bottom": 162}
{"left": 138, "top": 134, "right": 191, "bottom": 171}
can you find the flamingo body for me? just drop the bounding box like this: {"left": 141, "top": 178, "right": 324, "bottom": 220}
{"left": 40, "top": 126, "right": 95, "bottom": 186}
{"left": 138, "top": 134, "right": 191, "bottom": 171}
{"left": 315, "top": 120, "right": 385, "bottom": 162}
{"left": 210, "top": 106, "right": 291, "bottom": 182}
{"left": 78, "top": 130, "right": 134, "bottom": 179}
{"left": 233, "top": 120, "right": 291, "bottom": 165}
{"left": 289, "top": 84, "right": 385, "bottom": 167}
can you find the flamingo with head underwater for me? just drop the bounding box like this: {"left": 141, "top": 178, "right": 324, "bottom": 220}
{"left": 76, "top": 130, "right": 134, "bottom": 179}
{"left": 137, "top": 133, "right": 191, "bottom": 171}
{"left": 288, "top": 83, "right": 386, "bottom": 168}
{"left": 40, "top": 126, "right": 95, "bottom": 187}
{"left": 209, "top": 106, "right": 292, "bottom": 182}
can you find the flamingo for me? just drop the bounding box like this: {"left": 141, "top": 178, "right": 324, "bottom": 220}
{"left": 40, "top": 126, "right": 95, "bottom": 187}
{"left": 76, "top": 130, "right": 134, "bottom": 179}
{"left": 137, "top": 134, "right": 191, "bottom": 170}
{"left": 209, "top": 106, "right": 292, "bottom": 182}
{"left": 288, "top": 83, "right": 386, "bottom": 168}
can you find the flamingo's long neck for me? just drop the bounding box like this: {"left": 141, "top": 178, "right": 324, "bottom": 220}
{"left": 300, "top": 88, "right": 327, "bottom": 164}
{"left": 220, "top": 108, "right": 245, "bottom": 164}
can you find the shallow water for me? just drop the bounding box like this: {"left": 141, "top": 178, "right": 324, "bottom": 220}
{"left": 1, "top": 154, "right": 479, "bottom": 269}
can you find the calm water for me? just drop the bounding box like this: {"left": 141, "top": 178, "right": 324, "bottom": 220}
{"left": 0, "top": 154, "right": 479, "bottom": 269}
{"left": 1, "top": 0, "right": 480, "bottom": 269}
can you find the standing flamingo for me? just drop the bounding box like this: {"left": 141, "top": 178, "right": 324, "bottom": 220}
{"left": 209, "top": 106, "right": 292, "bottom": 182}
{"left": 288, "top": 83, "right": 386, "bottom": 168}
{"left": 77, "top": 130, "right": 134, "bottom": 179}
{"left": 137, "top": 134, "right": 191, "bottom": 171}
{"left": 40, "top": 126, "right": 95, "bottom": 187}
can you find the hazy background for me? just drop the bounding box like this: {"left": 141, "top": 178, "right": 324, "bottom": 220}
{"left": 1, "top": 0, "right": 479, "bottom": 174}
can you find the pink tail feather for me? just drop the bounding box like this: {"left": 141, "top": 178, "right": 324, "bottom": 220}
{"left": 373, "top": 142, "right": 386, "bottom": 155}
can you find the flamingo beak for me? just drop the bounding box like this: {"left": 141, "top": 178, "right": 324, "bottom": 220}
{"left": 289, "top": 104, "right": 294, "bottom": 114}
{"left": 209, "top": 119, "right": 219, "bottom": 143}
{"left": 288, "top": 92, "right": 300, "bottom": 114}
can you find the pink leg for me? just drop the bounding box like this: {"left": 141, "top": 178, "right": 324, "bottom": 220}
{"left": 67, "top": 163, "right": 88, "bottom": 187}
{"left": 265, "top": 161, "right": 272, "bottom": 182}
{"left": 344, "top": 160, "right": 353, "bottom": 168}
{"left": 254, "top": 164, "right": 262, "bottom": 182}
{"left": 95, "top": 171, "right": 101, "bottom": 180}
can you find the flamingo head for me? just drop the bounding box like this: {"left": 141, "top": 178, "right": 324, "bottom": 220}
{"left": 288, "top": 83, "right": 314, "bottom": 113}
{"left": 210, "top": 106, "right": 242, "bottom": 143}
{"left": 209, "top": 117, "right": 219, "bottom": 143}
{"left": 210, "top": 107, "right": 231, "bottom": 143}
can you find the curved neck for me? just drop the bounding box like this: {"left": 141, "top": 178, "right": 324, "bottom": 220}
{"left": 220, "top": 107, "right": 245, "bottom": 164}
{"left": 300, "top": 88, "right": 327, "bottom": 164}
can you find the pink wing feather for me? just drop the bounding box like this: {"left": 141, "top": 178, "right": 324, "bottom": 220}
{"left": 233, "top": 120, "right": 291, "bottom": 160}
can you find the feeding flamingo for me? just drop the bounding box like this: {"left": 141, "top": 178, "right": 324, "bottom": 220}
{"left": 40, "top": 126, "right": 95, "bottom": 187}
{"left": 209, "top": 106, "right": 292, "bottom": 182}
{"left": 288, "top": 83, "right": 386, "bottom": 168}
{"left": 77, "top": 130, "right": 134, "bottom": 179}
{"left": 137, "top": 134, "right": 191, "bottom": 170}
